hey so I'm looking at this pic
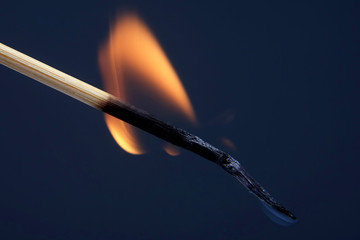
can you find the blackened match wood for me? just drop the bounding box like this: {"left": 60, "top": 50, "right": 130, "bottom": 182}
{"left": 103, "top": 96, "right": 297, "bottom": 220}
{"left": 0, "top": 42, "right": 296, "bottom": 221}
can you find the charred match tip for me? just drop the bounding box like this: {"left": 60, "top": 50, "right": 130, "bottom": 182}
{"left": 0, "top": 42, "right": 296, "bottom": 221}
{"left": 102, "top": 96, "right": 297, "bottom": 220}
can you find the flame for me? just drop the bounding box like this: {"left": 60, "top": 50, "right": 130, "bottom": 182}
{"left": 221, "top": 137, "right": 236, "bottom": 151}
{"left": 98, "top": 13, "right": 196, "bottom": 154}
{"left": 163, "top": 143, "right": 181, "bottom": 156}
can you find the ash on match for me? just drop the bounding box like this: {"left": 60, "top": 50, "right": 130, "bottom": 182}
{"left": 0, "top": 14, "right": 296, "bottom": 223}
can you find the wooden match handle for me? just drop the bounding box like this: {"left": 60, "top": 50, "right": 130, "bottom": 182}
{"left": 0, "top": 42, "right": 110, "bottom": 109}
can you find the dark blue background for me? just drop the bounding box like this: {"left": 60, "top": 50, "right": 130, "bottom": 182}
{"left": 1, "top": 0, "right": 359, "bottom": 239}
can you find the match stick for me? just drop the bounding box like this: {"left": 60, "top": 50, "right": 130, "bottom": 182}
{"left": 0, "top": 42, "right": 296, "bottom": 221}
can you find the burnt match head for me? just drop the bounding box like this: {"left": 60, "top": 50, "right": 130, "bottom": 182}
{"left": 261, "top": 201, "right": 298, "bottom": 226}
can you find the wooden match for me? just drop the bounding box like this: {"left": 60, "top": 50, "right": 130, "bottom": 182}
{"left": 0, "top": 42, "right": 296, "bottom": 221}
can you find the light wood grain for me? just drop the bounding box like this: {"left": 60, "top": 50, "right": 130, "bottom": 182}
{"left": 0, "top": 42, "right": 110, "bottom": 109}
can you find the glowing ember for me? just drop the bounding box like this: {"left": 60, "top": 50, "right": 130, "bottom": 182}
{"left": 98, "top": 13, "right": 196, "bottom": 154}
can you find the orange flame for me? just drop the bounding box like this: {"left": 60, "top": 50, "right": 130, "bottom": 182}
{"left": 163, "top": 143, "right": 181, "bottom": 156}
{"left": 98, "top": 13, "right": 196, "bottom": 154}
{"left": 220, "top": 137, "right": 237, "bottom": 151}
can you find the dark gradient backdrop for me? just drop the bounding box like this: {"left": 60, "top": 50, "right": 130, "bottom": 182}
{"left": 1, "top": 0, "right": 359, "bottom": 239}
